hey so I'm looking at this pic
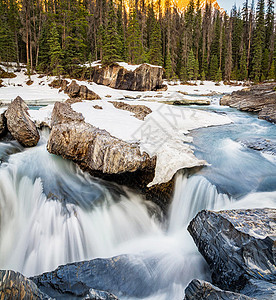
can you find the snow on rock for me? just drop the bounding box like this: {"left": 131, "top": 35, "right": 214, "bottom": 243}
{"left": 72, "top": 100, "right": 232, "bottom": 186}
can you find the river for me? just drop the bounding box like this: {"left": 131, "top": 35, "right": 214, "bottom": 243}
{"left": 0, "top": 98, "right": 275, "bottom": 299}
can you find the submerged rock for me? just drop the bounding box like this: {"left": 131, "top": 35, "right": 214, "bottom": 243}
{"left": 220, "top": 83, "right": 276, "bottom": 123}
{"left": 184, "top": 279, "right": 254, "bottom": 300}
{"left": 86, "top": 63, "right": 163, "bottom": 91}
{"left": 239, "top": 138, "right": 276, "bottom": 155}
{"left": 5, "top": 96, "right": 40, "bottom": 147}
{"left": 31, "top": 254, "right": 160, "bottom": 298}
{"left": 0, "top": 270, "right": 50, "bottom": 299}
{"left": 83, "top": 289, "right": 119, "bottom": 300}
{"left": 188, "top": 209, "right": 276, "bottom": 297}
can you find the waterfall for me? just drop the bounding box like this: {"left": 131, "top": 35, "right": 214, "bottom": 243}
{"left": 0, "top": 130, "right": 276, "bottom": 299}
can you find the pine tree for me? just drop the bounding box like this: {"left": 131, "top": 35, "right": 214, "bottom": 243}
{"left": 252, "top": 0, "right": 265, "bottom": 81}
{"left": 102, "top": 0, "right": 121, "bottom": 65}
{"left": 165, "top": 46, "right": 173, "bottom": 79}
{"left": 225, "top": 16, "right": 233, "bottom": 82}
{"left": 187, "top": 49, "right": 198, "bottom": 80}
{"left": 268, "top": 60, "right": 275, "bottom": 80}
{"left": 239, "top": 46, "right": 248, "bottom": 80}
{"left": 48, "top": 23, "right": 63, "bottom": 77}
{"left": 209, "top": 55, "right": 219, "bottom": 81}
{"left": 127, "top": 9, "right": 145, "bottom": 64}
{"left": 148, "top": 5, "right": 162, "bottom": 66}
{"left": 117, "top": 0, "right": 126, "bottom": 61}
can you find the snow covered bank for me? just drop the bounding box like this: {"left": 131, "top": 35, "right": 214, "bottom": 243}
{"left": 69, "top": 100, "right": 232, "bottom": 186}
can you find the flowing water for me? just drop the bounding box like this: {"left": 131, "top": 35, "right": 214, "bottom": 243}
{"left": 0, "top": 101, "right": 276, "bottom": 299}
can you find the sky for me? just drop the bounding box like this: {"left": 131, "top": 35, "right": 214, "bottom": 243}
{"left": 217, "top": 0, "right": 245, "bottom": 12}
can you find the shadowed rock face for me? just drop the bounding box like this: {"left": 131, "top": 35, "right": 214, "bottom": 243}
{"left": 220, "top": 83, "right": 276, "bottom": 123}
{"left": 87, "top": 63, "right": 163, "bottom": 91}
{"left": 5, "top": 96, "right": 40, "bottom": 147}
{"left": 0, "top": 111, "right": 7, "bottom": 137}
{"left": 0, "top": 270, "right": 50, "bottom": 299}
{"left": 184, "top": 279, "right": 254, "bottom": 300}
{"left": 188, "top": 209, "right": 276, "bottom": 295}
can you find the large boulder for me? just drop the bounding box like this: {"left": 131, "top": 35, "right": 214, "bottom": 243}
{"left": 184, "top": 279, "right": 254, "bottom": 300}
{"left": 220, "top": 83, "right": 276, "bottom": 123}
{"left": 0, "top": 270, "right": 50, "bottom": 299}
{"left": 5, "top": 96, "right": 40, "bottom": 147}
{"left": 87, "top": 63, "right": 163, "bottom": 91}
{"left": 83, "top": 289, "right": 118, "bottom": 300}
{"left": 31, "top": 254, "right": 160, "bottom": 298}
{"left": 64, "top": 80, "right": 100, "bottom": 100}
{"left": 188, "top": 209, "right": 276, "bottom": 296}
{"left": 109, "top": 101, "right": 152, "bottom": 120}
{"left": 47, "top": 102, "right": 155, "bottom": 174}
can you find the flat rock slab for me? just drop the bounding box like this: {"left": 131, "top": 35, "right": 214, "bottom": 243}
{"left": 188, "top": 209, "right": 276, "bottom": 295}
{"left": 184, "top": 279, "right": 255, "bottom": 300}
{"left": 220, "top": 83, "right": 276, "bottom": 123}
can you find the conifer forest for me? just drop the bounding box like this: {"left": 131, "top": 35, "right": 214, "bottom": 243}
{"left": 0, "top": 0, "right": 275, "bottom": 82}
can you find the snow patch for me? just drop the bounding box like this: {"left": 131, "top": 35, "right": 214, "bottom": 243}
{"left": 72, "top": 100, "right": 232, "bottom": 186}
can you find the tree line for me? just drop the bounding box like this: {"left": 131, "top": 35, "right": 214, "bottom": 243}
{"left": 0, "top": 0, "right": 275, "bottom": 82}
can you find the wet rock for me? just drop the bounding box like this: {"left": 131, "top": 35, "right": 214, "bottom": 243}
{"left": 0, "top": 269, "right": 50, "bottom": 299}
{"left": 220, "top": 83, "right": 276, "bottom": 123}
{"left": 239, "top": 138, "right": 276, "bottom": 155}
{"left": 48, "top": 102, "right": 155, "bottom": 174}
{"left": 83, "top": 289, "right": 119, "bottom": 300}
{"left": 184, "top": 279, "right": 254, "bottom": 300}
{"left": 64, "top": 80, "right": 100, "bottom": 100}
{"left": 188, "top": 209, "right": 276, "bottom": 295}
{"left": 86, "top": 63, "right": 163, "bottom": 91}
{"left": 31, "top": 254, "right": 160, "bottom": 298}
{"left": 0, "top": 111, "right": 7, "bottom": 137}
{"left": 93, "top": 105, "right": 103, "bottom": 110}
{"left": 5, "top": 96, "right": 40, "bottom": 147}
{"left": 109, "top": 101, "right": 152, "bottom": 120}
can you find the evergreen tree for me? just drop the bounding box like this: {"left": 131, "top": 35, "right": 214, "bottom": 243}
{"left": 48, "top": 23, "right": 63, "bottom": 77}
{"left": 187, "top": 49, "right": 198, "bottom": 80}
{"left": 117, "top": 0, "right": 126, "bottom": 61}
{"left": 102, "top": 0, "right": 121, "bottom": 65}
{"left": 165, "top": 46, "right": 173, "bottom": 79}
{"left": 127, "top": 9, "right": 145, "bottom": 64}
{"left": 148, "top": 9, "right": 162, "bottom": 66}
{"left": 239, "top": 46, "right": 248, "bottom": 80}
{"left": 209, "top": 55, "right": 219, "bottom": 81}
{"left": 252, "top": 0, "right": 265, "bottom": 81}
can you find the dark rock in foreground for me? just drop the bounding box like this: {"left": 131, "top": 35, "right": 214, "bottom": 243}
{"left": 0, "top": 270, "right": 50, "bottom": 299}
{"left": 86, "top": 63, "right": 163, "bottom": 91}
{"left": 184, "top": 279, "right": 254, "bottom": 300}
{"left": 220, "top": 83, "right": 276, "bottom": 123}
{"left": 188, "top": 209, "right": 276, "bottom": 296}
{"left": 5, "top": 96, "right": 40, "bottom": 147}
{"left": 31, "top": 254, "right": 160, "bottom": 298}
